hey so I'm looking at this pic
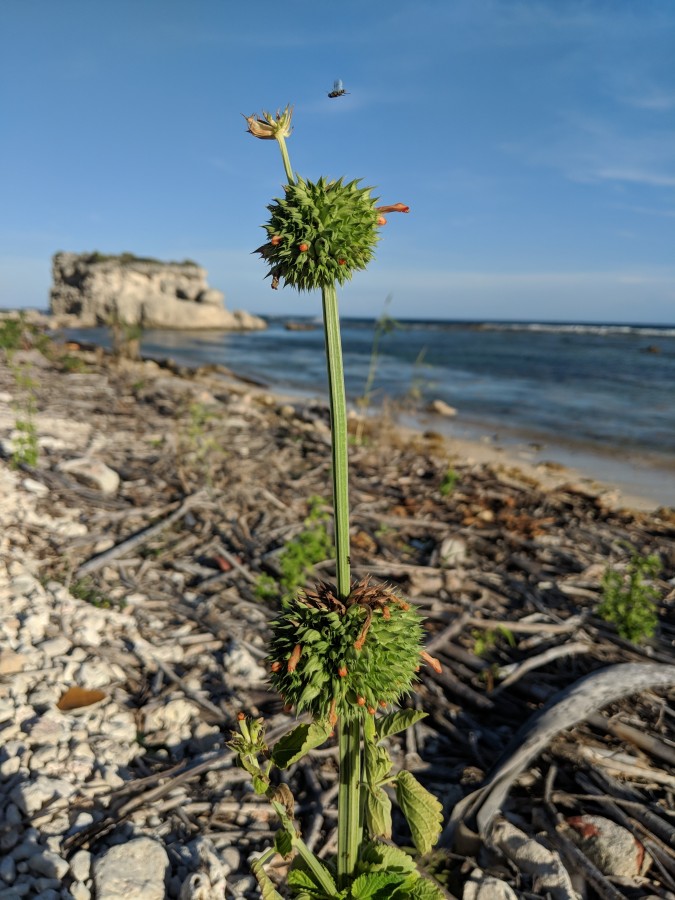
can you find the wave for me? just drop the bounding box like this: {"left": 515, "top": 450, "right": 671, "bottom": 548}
{"left": 471, "top": 322, "right": 675, "bottom": 337}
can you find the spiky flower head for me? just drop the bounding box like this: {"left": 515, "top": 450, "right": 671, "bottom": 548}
{"left": 256, "top": 177, "right": 381, "bottom": 291}
{"left": 268, "top": 580, "right": 436, "bottom": 724}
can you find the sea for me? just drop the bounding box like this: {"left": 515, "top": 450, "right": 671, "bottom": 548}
{"left": 62, "top": 317, "right": 675, "bottom": 507}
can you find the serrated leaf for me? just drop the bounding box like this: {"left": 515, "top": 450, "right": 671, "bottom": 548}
{"left": 375, "top": 710, "right": 427, "bottom": 740}
{"left": 251, "top": 855, "right": 284, "bottom": 900}
{"left": 407, "top": 876, "right": 448, "bottom": 899}
{"left": 395, "top": 771, "right": 443, "bottom": 856}
{"left": 360, "top": 841, "right": 416, "bottom": 875}
{"left": 351, "top": 871, "right": 406, "bottom": 899}
{"left": 365, "top": 787, "right": 392, "bottom": 839}
{"left": 271, "top": 721, "right": 332, "bottom": 769}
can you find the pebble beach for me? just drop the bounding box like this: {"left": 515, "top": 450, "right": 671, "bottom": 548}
{"left": 1, "top": 329, "right": 674, "bottom": 899}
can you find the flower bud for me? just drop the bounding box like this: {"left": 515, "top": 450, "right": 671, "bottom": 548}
{"left": 244, "top": 105, "right": 293, "bottom": 140}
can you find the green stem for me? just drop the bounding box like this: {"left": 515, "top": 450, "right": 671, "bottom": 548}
{"left": 276, "top": 135, "right": 295, "bottom": 184}
{"left": 321, "top": 283, "right": 351, "bottom": 599}
{"left": 321, "top": 282, "right": 360, "bottom": 888}
{"left": 337, "top": 717, "right": 362, "bottom": 889}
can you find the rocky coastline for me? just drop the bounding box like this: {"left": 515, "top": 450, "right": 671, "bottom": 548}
{"left": 1, "top": 324, "right": 674, "bottom": 899}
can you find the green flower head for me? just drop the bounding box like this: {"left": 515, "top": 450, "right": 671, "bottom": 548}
{"left": 268, "top": 580, "right": 439, "bottom": 724}
{"left": 256, "top": 177, "right": 381, "bottom": 291}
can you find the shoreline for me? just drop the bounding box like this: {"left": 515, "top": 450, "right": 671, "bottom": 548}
{"left": 5, "top": 310, "right": 672, "bottom": 512}
{"left": 216, "top": 375, "right": 672, "bottom": 514}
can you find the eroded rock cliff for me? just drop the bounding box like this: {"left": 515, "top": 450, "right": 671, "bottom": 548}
{"left": 49, "top": 252, "right": 266, "bottom": 330}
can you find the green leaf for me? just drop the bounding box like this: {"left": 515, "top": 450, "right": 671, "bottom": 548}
{"left": 251, "top": 855, "right": 284, "bottom": 900}
{"left": 275, "top": 828, "right": 294, "bottom": 859}
{"left": 351, "top": 872, "right": 406, "bottom": 899}
{"left": 288, "top": 855, "right": 339, "bottom": 898}
{"left": 271, "top": 721, "right": 332, "bottom": 769}
{"left": 365, "top": 787, "right": 392, "bottom": 839}
{"left": 360, "top": 841, "right": 416, "bottom": 876}
{"left": 407, "top": 876, "right": 448, "bottom": 899}
{"left": 395, "top": 771, "right": 443, "bottom": 856}
{"left": 364, "top": 741, "right": 392, "bottom": 788}
{"left": 252, "top": 774, "right": 269, "bottom": 795}
{"left": 376, "top": 710, "right": 427, "bottom": 740}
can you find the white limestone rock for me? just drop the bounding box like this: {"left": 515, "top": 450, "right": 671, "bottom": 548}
{"left": 93, "top": 837, "right": 169, "bottom": 900}
{"left": 58, "top": 458, "right": 120, "bottom": 495}
{"left": 50, "top": 252, "right": 266, "bottom": 331}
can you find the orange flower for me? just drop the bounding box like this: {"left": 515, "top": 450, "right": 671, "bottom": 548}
{"left": 338, "top": 665, "right": 348, "bottom": 677}
{"left": 376, "top": 203, "right": 409, "bottom": 214}
{"left": 271, "top": 661, "right": 282, "bottom": 672}
{"left": 420, "top": 650, "right": 442, "bottom": 674}
{"left": 377, "top": 215, "right": 387, "bottom": 226}
{"left": 356, "top": 696, "right": 366, "bottom": 706}
{"left": 288, "top": 643, "right": 302, "bottom": 672}
{"left": 298, "top": 242, "right": 309, "bottom": 252}
{"left": 271, "top": 235, "right": 283, "bottom": 246}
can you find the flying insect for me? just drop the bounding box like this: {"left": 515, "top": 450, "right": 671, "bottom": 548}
{"left": 328, "top": 78, "right": 348, "bottom": 99}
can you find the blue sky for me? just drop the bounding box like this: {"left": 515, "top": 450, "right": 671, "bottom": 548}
{"left": 1, "top": 0, "right": 674, "bottom": 323}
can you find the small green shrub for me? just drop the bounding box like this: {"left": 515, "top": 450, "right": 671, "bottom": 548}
{"left": 439, "top": 467, "right": 458, "bottom": 496}
{"left": 0, "top": 317, "right": 25, "bottom": 352}
{"left": 70, "top": 578, "right": 122, "bottom": 609}
{"left": 598, "top": 552, "right": 661, "bottom": 643}
{"left": 10, "top": 364, "right": 39, "bottom": 468}
{"left": 472, "top": 625, "right": 515, "bottom": 658}
{"left": 256, "top": 496, "right": 333, "bottom": 604}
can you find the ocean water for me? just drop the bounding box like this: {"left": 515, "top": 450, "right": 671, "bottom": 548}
{"left": 63, "top": 318, "right": 675, "bottom": 502}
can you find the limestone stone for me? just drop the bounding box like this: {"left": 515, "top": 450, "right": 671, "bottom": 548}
{"left": 57, "top": 458, "right": 120, "bottom": 495}
{"left": 68, "top": 850, "right": 92, "bottom": 883}
{"left": 93, "top": 837, "right": 169, "bottom": 900}
{"left": 50, "top": 252, "right": 266, "bottom": 331}
{"left": 28, "top": 851, "right": 69, "bottom": 880}
{"left": 428, "top": 398, "right": 457, "bottom": 416}
{"left": 0, "top": 649, "right": 25, "bottom": 675}
{"left": 10, "top": 776, "right": 76, "bottom": 815}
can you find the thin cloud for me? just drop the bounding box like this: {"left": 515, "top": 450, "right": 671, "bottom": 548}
{"left": 595, "top": 168, "right": 675, "bottom": 188}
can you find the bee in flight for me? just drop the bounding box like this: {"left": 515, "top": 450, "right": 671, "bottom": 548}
{"left": 328, "top": 78, "right": 348, "bottom": 99}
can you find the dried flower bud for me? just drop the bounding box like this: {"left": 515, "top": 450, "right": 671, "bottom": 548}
{"left": 244, "top": 105, "right": 294, "bottom": 140}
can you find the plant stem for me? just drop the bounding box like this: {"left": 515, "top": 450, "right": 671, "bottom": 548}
{"left": 276, "top": 136, "right": 295, "bottom": 184}
{"left": 321, "top": 282, "right": 361, "bottom": 888}
{"left": 321, "top": 283, "right": 351, "bottom": 599}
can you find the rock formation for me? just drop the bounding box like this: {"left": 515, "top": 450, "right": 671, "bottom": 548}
{"left": 49, "top": 252, "right": 266, "bottom": 330}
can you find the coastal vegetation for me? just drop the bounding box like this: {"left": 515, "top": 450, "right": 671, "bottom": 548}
{"left": 67, "top": 250, "right": 200, "bottom": 267}
{"left": 598, "top": 550, "right": 662, "bottom": 644}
